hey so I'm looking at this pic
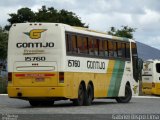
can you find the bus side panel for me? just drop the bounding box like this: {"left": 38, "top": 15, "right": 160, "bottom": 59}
{"left": 152, "top": 83, "right": 160, "bottom": 95}
{"left": 94, "top": 73, "right": 108, "bottom": 97}
{"left": 107, "top": 60, "right": 126, "bottom": 97}
{"left": 65, "top": 71, "right": 111, "bottom": 99}
{"left": 65, "top": 72, "right": 94, "bottom": 99}
{"left": 64, "top": 72, "right": 78, "bottom": 98}
{"left": 64, "top": 60, "right": 129, "bottom": 99}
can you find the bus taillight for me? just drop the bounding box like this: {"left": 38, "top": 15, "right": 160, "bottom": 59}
{"left": 152, "top": 82, "right": 155, "bottom": 88}
{"left": 8, "top": 72, "right": 12, "bottom": 82}
{"left": 59, "top": 72, "right": 64, "bottom": 83}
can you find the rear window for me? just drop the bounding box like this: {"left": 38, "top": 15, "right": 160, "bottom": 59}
{"left": 156, "top": 63, "right": 160, "bottom": 73}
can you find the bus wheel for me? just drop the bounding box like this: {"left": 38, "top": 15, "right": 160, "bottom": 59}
{"left": 41, "top": 100, "right": 54, "bottom": 106}
{"left": 84, "top": 84, "right": 94, "bottom": 106}
{"left": 29, "top": 101, "right": 40, "bottom": 107}
{"left": 116, "top": 85, "right": 132, "bottom": 103}
{"left": 73, "top": 84, "right": 84, "bottom": 106}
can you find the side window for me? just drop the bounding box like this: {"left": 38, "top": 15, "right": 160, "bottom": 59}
{"left": 126, "top": 43, "right": 130, "bottom": 58}
{"left": 121, "top": 43, "right": 126, "bottom": 58}
{"left": 77, "top": 36, "right": 83, "bottom": 54}
{"left": 83, "top": 37, "right": 88, "bottom": 54}
{"left": 156, "top": 63, "right": 160, "bottom": 73}
{"left": 99, "top": 40, "right": 104, "bottom": 57}
{"left": 108, "top": 41, "right": 114, "bottom": 57}
{"left": 93, "top": 39, "right": 98, "bottom": 56}
{"left": 113, "top": 42, "right": 117, "bottom": 57}
{"left": 131, "top": 42, "right": 137, "bottom": 56}
{"left": 66, "top": 33, "right": 70, "bottom": 53}
{"left": 71, "top": 35, "right": 77, "bottom": 54}
{"left": 104, "top": 40, "right": 109, "bottom": 57}
{"left": 88, "top": 37, "right": 94, "bottom": 55}
{"left": 66, "top": 33, "right": 73, "bottom": 54}
{"left": 117, "top": 42, "right": 122, "bottom": 57}
{"left": 108, "top": 41, "right": 117, "bottom": 57}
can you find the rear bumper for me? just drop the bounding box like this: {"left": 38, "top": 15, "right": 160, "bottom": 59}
{"left": 152, "top": 88, "right": 160, "bottom": 95}
{"left": 8, "top": 86, "right": 67, "bottom": 98}
{"left": 142, "top": 88, "right": 152, "bottom": 95}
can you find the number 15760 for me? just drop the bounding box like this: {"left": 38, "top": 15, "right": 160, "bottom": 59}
{"left": 25, "top": 57, "right": 46, "bottom": 61}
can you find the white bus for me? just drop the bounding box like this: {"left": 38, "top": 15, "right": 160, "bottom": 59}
{"left": 142, "top": 60, "right": 160, "bottom": 95}
{"left": 8, "top": 23, "right": 139, "bottom": 106}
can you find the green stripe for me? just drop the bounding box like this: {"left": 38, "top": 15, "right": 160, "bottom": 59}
{"left": 113, "top": 61, "right": 125, "bottom": 96}
{"left": 107, "top": 60, "right": 125, "bottom": 97}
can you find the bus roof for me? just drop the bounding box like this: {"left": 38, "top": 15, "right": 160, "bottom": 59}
{"left": 12, "top": 22, "right": 135, "bottom": 42}
{"left": 145, "top": 59, "right": 160, "bottom": 63}
{"left": 64, "top": 24, "right": 134, "bottom": 42}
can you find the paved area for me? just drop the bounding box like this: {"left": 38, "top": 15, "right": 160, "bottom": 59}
{"left": 0, "top": 95, "right": 160, "bottom": 119}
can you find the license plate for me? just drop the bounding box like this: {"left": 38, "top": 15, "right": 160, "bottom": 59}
{"left": 35, "top": 77, "right": 45, "bottom": 82}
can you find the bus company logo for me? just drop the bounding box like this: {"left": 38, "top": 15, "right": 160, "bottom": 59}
{"left": 133, "top": 85, "right": 138, "bottom": 94}
{"left": 144, "top": 63, "right": 150, "bottom": 71}
{"left": 24, "top": 29, "right": 47, "bottom": 39}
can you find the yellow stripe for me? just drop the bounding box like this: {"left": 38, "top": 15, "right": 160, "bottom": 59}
{"left": 152, "top": 83, "right": 160, "bottom": 95}
{"left": 142, "top": 82, "right": 152, "bottom": 89}
{"left": 142, "top": 82, "right": 152, "bottom": 95}
{"left": 106, "top": 60, "right": 115, "bottom": 96}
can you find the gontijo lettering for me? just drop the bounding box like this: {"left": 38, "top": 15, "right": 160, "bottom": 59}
{"left": 16, "top": 42, "right": 54, "bottom": 48}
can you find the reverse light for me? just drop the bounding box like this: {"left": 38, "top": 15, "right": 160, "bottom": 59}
{"left": 8, "top": 72, "right": 12, "bottom": 82}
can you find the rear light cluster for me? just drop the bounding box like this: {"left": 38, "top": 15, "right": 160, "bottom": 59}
{"left": 8, "top": 72, "right": 12, "bottom": 82}
{"left": 59, "top": 72, "right": 64, "bottom": 83}
{"left": 15, "top": 73, "right": 55, "bottom": 77}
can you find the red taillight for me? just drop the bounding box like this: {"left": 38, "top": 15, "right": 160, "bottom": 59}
{"left": 45, "top": 74, "right": 55, "bottom": 77}
{"left": 59, "top": 72, "right": 64, "bottom": 83}
{"left": 152, "top": 82, "right": 155, "bottom": 88}
{"left": 15, "top": 74, "right": 25, "bottom": 77}
{"left": 15, "top": 73, "right": 55, "bottom": 77}
{"left": 8, "top": 72, "right": 12, "bottom": 82}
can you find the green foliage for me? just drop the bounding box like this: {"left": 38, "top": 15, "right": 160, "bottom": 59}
{"left": 0, "top": 27, "right": 8, "bottom": 61}
{"left": 5, "top": 8, "right": 35, "bottom": 30}
{"left": 2, "top": 6, "right": 88, "bottom": 60}
{"left": 5, "top": 6, "right": 87, "bottom": 30}
{"left": 108, "top": 26, "right": 136, "bottom": 39}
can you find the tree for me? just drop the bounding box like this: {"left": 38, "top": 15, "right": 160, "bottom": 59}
{"left": 108, "top": 26, "right": 136, "bottom": 39}
{"left": 0, "top": 27, "right": 8, "bottom": 61}
{"left": 58, "top": 9, "right": 86, "bottom": 27}
{"left": 5, "top": 8, "right": 35, "bottom": 30}
{"left": 5, "top": 6, "right": 87, "bottom": 30}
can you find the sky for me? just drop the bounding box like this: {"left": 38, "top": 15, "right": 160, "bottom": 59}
{"left": 0, "top": 0, "right": 160, "bottom": 50}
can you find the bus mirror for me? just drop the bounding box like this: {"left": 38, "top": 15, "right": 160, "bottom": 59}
{"left": 2, "top": 69, "right": 7, "bottom": 72}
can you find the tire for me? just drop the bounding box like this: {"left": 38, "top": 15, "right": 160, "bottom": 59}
{"left": 73, "top": 84, "right": 84, "bottom": 106}
{"left": 29, "top": 100, "right": 54, "bottom": 106}
{"left": 41, "top": 100, "right": 54, "bottom": 106}
{"left": 84, "top": 84, "right": 94, "bottom": 106}
{"left": 29, "top": 101, "right": 40, "bottom": 107}
{"left": 116, "top": 85, "right": 132, "bottom": 103}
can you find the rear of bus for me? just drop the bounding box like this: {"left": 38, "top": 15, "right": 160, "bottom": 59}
{"left": 142, "top": 61, "right": 153, "bottom": 95}
{"left": 152, "top": 61, "right": 160, "bottom": 95}
{"left": 7, "top": 23, "right": 66, "bottom": 102}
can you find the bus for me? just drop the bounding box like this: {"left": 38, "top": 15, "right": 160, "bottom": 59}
{"left": 7, "top": 23, "right": 139, "bottom": 106}
{"left": 142, "top": 60, "right": 160, "bottom": 95}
